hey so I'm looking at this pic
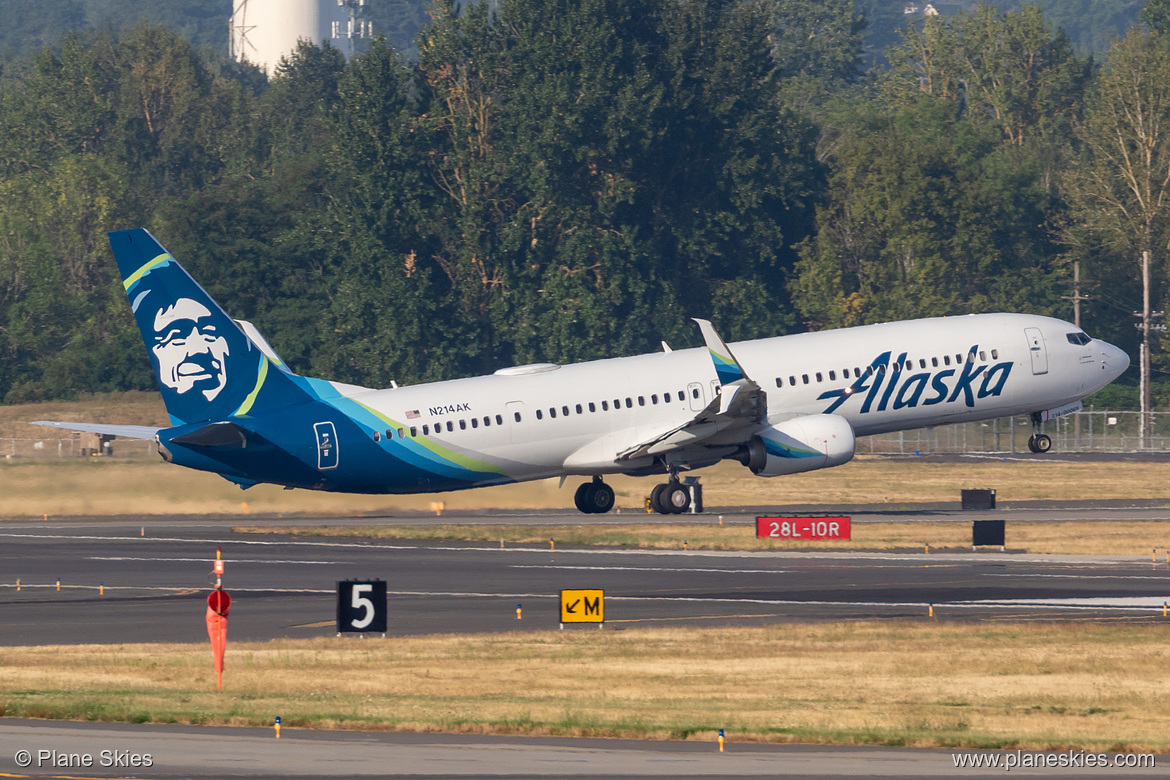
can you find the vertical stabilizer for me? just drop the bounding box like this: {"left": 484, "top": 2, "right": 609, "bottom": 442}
{"left": 110, "top": 229, "right": 270, "bottom": 426}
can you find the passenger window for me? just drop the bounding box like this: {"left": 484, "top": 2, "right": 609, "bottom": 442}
{"left": 626, "top": 398, "right": 633, "bottom": 408}
{"left": 550, "top": 408, "right": 557, "bottom": 419}
{"left": 878, "top": 365, "right": 887, "bottom": 374}
{"left": 991, "top": 349, "right": 999, "bottom": 359}
{"left": 956, "top": 354, "right": 962, "bottom": 364}
{"left": 514, "top": 412, "right": 522, "bottom": 422}
{"left": 691, "top": 388, "right": 699, "bottom": 399}
{"left": 602, "top": 400, "right": 609, "bottom": 411}
{"left": 638, "top": 397, "right": 645, "bottom": 406}
{"left": 458, "top": 420, "right": 465, "bottom": 430}
{"left": 589, "top": 402, "right": 596, "bottom": 412}
{"left": 373, "top": 430, "right": 381, "bottom": 442}
{"left": 410, "top": 426, "right": 417, "bottom": 437}
{"left": 562, "top": 406, "right": 569, "bottom": 416}
{"left": 471, "top": 418, "right": 478, "bottom": 428}
{"left": 776, "top": 377, "right": 783, "bottom": 387}
{"left": 386, "top": 429, "right": 393, "bottom": 440}
{"left": 677, "top": 391, "right": 685, "bottom": 401}
{"left": 422, "top": 425, "right": 429, "bottom": 435}
{"left": 576, "top": 404, "right": 583, "bottom": 414}
{"left": 496, "top": 414, "right": 503, "bottom": 425}
{"left": 651, "top": 394, "right": 658, "bottom": 404}
{"left": 979, "top": 351, "right": 986, "bottom": 361}
{"left": 829, "top": 371, "right": 836, "bottom": 381}
{"left": 919, "top": 359, "right": 926, "bottom": 369}
{"left": 967, "top": 353, "right": 975, "bottom": 363}
{"left": 816, "top": 372, "right": 823, "bottom": 382}
{"left": 663, "top": 390, "right": 671, "bottom": 401}
{"left": 931, "top": 357, "right": 938, "bottom": 367}
{"left": 943, "top": 355, "right": 951, "bottom": 366}
{"left": 483, "top": 416, "right": 490, "bottom": 426}
{"left": 446, "top": 421, "right": 454, "bottom": 432}
{"left": 802, "top": 375, "right": 809, "bottom": 384}
{"left": 614, "top": 399, "right": 621, "bottom": 408}
{"left": 398, "top": 428, "right": 405, "bottom": 438}
{"left": 536, "top": 409, "right": 543, "bottom": 420}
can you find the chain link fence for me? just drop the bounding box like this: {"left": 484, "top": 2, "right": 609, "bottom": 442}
{"left": 863, "top": 410, "right": 1170, "bottom": 454}
{"left": 3, "top": 410, "right": 1169, "bottom": 461}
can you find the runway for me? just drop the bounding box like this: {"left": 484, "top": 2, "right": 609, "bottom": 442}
{"left": 2, "top": 719, "right": 1160, "bottom": 779}
{"left": 2, "top": 505, "right": 1170, "bottom": 645}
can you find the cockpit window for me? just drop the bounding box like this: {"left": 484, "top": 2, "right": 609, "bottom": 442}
{"left": 1066, "top": 332, "right": 1091, "bottom": 346}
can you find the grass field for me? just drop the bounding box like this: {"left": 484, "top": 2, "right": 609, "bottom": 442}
{"left": 3, "top": 392, "right": 1170, "bottom": 516}
{"left": 4, "top": 456, "right": 1170, "bottom": 519}
{"left": 1, "top": 623, "right": 1167, "bottom": 751}
{"left": 233, "top": 520, "right": 1170, "bottom": 556}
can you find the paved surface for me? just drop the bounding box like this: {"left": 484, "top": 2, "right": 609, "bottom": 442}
{"left": 2, "top": 508, "right": 1169, "bottom": 778}
{"left": 2, "top": 507, "right": 1170, "bottom": 644}
{"left": 0, "top": 719, "right": 1161, "bottom": 779}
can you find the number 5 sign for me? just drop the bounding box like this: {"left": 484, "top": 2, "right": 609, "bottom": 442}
{"left": 336, "top": 580, "right": 387, "bottom": 634}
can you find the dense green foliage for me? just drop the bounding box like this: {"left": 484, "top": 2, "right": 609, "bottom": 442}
{"left": 0, "top": 0, "right": 1168, "bottom": 407}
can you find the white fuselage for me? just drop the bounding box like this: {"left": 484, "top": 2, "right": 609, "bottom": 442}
{"left": 339, "top": 313, "right": 1129, "bottom": 484}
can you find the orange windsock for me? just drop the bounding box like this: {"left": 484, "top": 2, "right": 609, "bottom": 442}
{"left": 206, "top": 590, "right": 231, "bottom": 690}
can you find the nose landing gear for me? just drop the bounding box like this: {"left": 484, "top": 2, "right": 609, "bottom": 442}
{"left": 1027, "top": 411, "right": 1052, "bottom": 453}
{"left": 574, "top": 476, "right": 616, "bottom": 514}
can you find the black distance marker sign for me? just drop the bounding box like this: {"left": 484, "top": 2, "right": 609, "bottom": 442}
{"left": 337, "top": 580, "right": 387, "bottom": 633}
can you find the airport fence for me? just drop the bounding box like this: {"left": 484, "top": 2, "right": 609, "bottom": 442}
{"left": 2, "top": 410, "right": 1169, "bottom": 461}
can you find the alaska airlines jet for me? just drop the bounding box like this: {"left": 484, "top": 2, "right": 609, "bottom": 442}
{"left": 35, "top": 230, "right": 1130, "bottom": 514}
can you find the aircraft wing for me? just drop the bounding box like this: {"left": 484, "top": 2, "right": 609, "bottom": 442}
{"left": 616, "top": 319, "right": 766, "bottom": 461}
{"left": 31, "top": 421, "right": 162, "bottom": 440}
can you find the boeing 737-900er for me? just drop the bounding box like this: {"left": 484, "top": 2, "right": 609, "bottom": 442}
{"left": 34, "top": 229, "right": 1130, "bottom": 514}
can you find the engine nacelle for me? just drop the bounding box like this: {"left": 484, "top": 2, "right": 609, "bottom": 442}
{"left": 735, "top": 414, "right": 855, "bottom": 477}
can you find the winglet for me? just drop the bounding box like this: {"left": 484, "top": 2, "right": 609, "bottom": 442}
{"left": 693, "top": 319, "right": 749, "bottom": 386}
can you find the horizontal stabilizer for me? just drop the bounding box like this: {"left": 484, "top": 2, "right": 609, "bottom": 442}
{"left": 31, "top": 421, "right": 161, "bottom": 440}
{"left": 169, "top": 421, "right": 251, "bottom": 448}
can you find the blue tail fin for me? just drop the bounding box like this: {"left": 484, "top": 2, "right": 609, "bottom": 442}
{"left": 110, "top": 229, "right": 277, "bottom": 426}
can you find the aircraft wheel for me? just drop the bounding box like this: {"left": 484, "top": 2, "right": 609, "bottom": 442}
{"left": 585, "top": 482, "right": 615, "bottom": 514}
{"left": 574, "top": 482, "right": 594, "bottom": 513}
{"left": 663, "top": 483, "right": 691, "bottom": 514}
{"left": 1028, "top": 433, "right": 1052, "bottom": 454}
{"left": 650, "top": 483, "right": 670, "bottom": 514}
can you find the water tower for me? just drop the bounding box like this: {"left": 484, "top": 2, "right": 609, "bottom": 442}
{"left": 230, "top": 0, "right": 374, "bottom": 77}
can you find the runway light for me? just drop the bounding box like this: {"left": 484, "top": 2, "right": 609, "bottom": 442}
{"left": 928, "top": 601, "right": 934, "bottom": 618}
{"left": 15, "top": 579, "right": 19, "bottom": 591}
{"left": 56, "top": 579, "right": 60, "bottom": 592}
{"left": 516, "top": 603, "right": 522, "bottom": 620}
{"left": 718, "top": 728, "right": 725, "bottom": 752}
{"left": 500, "top": 537, "right": 504, "bottom": 549}
{"left": 274, "top": 716, "right": 281, "bottom": 739}
{"left": 683, "top": 539, "right": 688, "bottom": 550}
{"left": 924, "top": 544, "right": 930, "bottom": 554}
{"left": 549, "top": 538, "right": 555, "bottom": 550}
{"left": 99, "top": 582, "right": 104, "bottom": 596}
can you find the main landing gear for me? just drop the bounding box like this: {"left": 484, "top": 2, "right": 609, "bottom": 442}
{"left": 1027, "top": 411, "right": 1052, "bottom": 454}
{"left": 649, "top": 479, "right": 692, "bottom": 514}
{"left": 574, "top": 476, "right": 616, "bottom": 514}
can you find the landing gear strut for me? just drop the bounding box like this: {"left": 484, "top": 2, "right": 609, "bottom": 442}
{"left": 574, "top": 476, "right": 615, "bottom": 514}
{"left": 1027, "top": 412, "right": 1052, "bottom": 454}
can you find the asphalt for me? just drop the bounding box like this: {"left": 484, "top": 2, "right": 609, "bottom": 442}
{"left": 1, "top": 507, "right": 1169, "bottom": 778}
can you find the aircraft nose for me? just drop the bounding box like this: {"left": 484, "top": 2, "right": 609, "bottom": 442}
{"left": 1099, "top": 341, "right": 1130, "bottom": 379}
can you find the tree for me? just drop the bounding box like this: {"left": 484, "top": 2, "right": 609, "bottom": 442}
{"left": 1067, "top": 26, "right": 1170, "bottom": 446}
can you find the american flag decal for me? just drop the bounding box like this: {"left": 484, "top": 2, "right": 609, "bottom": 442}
{"left": 405, "top": 410, "right": 420, "bottom": 419}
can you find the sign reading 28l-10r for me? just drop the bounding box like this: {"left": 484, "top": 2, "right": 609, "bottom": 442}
{"left": 756, "top": 517, "right": 851, "bottom": 541}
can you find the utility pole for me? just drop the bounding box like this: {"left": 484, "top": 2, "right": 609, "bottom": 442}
{"left": 1063, "top": 261, "right": 1091, "bottom": 447}
{"left": 1134, "top": 249, "right": 1164, "bottom": 450}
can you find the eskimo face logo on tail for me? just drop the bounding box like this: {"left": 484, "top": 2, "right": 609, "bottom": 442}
{"left": 152, "top": 298, "right": 230, "bottom": 401}
{"left": 818, "top": 345, "right": 1012, "bottom": 415}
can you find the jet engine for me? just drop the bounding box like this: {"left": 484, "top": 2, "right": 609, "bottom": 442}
{"left": 734, "top": 414, "right": 855, "bottom": 477}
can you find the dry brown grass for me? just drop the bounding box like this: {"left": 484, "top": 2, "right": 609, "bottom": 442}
{"left": 1, "top": 623, "right": 1168, "bottom": 750}
{"left": 4, "top": 457, "right": 1170, "bottom": 519}
{"left": 233, "top": 520, "right": 1170, "bottom": 556}
{"left": 3, "top": 392, "right": 1170, "bottom": 517}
